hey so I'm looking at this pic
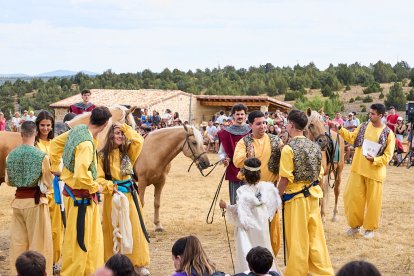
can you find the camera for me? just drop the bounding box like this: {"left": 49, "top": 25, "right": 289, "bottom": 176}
{"left": 406, "top": 102, "right": 414, "bottom": 123}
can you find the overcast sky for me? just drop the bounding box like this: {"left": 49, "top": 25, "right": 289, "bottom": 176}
{"left": 0, "top": 0, "right": 413, "bottom": 75}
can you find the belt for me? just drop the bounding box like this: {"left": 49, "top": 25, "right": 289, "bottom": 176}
{"left": 15, "top": 187, "right": 46, "bottom": 204}
{"left": 282, "top": 181, "right": 319, "bottom": 202}
{"left": 113, "top": 179, "right": 134, "bottom": 194}
{"left": 63, "top": 184, "right": 96, "bottom": 252}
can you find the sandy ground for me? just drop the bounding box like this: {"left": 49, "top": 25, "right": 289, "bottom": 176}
{"left": 0, "top": 153, "right": 413, "bottom": 276}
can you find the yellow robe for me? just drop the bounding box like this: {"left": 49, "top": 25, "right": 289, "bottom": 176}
{"left": 339, "top": 122, "right": 395, "bottom": 230}
{"left": 97, "top": 124, "right": 150, "bottom": 267}
{"left": 6, "top": 155, "right": 54, "bottom": 276}
{"left": 50, "top": 130, "right": 104, "bottom": 276}
{"left": 233, "top": 134, "right": 281, "bottom": 257}
{"left": 37, "top": 139, "right": 63, "bottom": 265}
{"left": 280, "top": 138, "right": 333, "bottom": 276}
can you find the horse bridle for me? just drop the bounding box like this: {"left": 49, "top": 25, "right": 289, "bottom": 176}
{"left": 181, "top": 126, "right": 222, "bottom": 177}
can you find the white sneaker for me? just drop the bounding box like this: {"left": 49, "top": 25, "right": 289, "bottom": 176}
{"left": 364, "top": 230, "right": 374, "bottom": 239}
{"left": 345, "top": 227, "right": 360, "bottom": 236}
{"left": 136, "top": 267, "right": 150, "bottom": 276}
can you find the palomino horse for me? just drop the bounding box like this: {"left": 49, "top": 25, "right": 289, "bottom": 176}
{"left": 0, "top": 105, "right": 136, "bottom": 184}
{"left": 134, "top": 125, "right": 210, "bottom": 231}
{"left": 305, "top": 108, "right": 345, "bottom": 222}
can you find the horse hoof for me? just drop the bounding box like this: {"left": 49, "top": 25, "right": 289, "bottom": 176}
{"left": 155, "top": 226, "right": 164, "bottom": 232}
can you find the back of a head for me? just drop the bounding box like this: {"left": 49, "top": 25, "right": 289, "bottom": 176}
{"left": 90, "top": 106, "right": 112, "bottom": 126}
{"left": 63, "top": 112, "right": 77, "bottom": 123}
{"left": 243, "top": 158, "right": 261, "bottom": 184}
{"left": 179, "top": 235, "right": 216, "bottom": 276}
{"left": 248, "top": 110, "right": 264, "bottom": 124}
{"left": 20, "top": 121, "right": 37, "bottom": 138}
{"left": 287, "top": 109, "right": 308, "bottom": 130}
{"left": 16, "top": 251, "right": 46, "bottom": 276}
{"left": 105, "top": 254, "right": 136, "bottom": 276}
{"left": 246, "top": 246, "right": 273, "bottom": 274}
{"left": 336, "top": 261, "right": 381, "bottom": 276}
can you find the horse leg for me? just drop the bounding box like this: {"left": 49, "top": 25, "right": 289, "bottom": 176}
{"left": 154, "top": 179, "right": 166, "bottom": 232}
{"left": 332, "top": 169, "right": 342, "bottom": 222}
{"left": 138, "top": 179, "right": 147, "bottom": 207}
{"left": 320, "top": 175, "right": 328, "bottom": 222}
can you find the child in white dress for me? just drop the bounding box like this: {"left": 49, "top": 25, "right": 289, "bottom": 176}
{"left": 219, "top": 158, "right": 282, "bottom": 275}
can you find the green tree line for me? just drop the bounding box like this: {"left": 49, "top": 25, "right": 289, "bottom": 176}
{"left": 1, "top": 60, "right": 414, "bottom": 118}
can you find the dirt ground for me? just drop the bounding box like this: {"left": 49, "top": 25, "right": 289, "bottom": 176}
{"left": 0, "top": 153, "right": 413, "bottom": 275}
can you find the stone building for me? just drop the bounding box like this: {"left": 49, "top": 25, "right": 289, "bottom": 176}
{"left": 50, "top": 89, "right": 292, "bottom": 123}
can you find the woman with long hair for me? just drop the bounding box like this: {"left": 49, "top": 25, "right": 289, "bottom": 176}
{"left": 171, "top": 235, "right": 225, "bottom": 276}
{"left": 35, "top": 111, "right": 62, "bottom": 273}
{"left": 97, "top": 122, "right": 150, "bottom": 276}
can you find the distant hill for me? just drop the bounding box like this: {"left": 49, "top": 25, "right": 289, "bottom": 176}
{"left": 0, "top": 73, "right": 30, "bottom": 78}
{"left": 37, "top": 70, "right": 98, "bottom": 77}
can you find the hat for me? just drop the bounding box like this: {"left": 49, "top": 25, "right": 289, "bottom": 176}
{"left": 200, "top": 121, "right": 208, "bottom": 127}
{"left": 214, "top": 121, "right": 220, "bottom": 125}
{"left": 348, "top": 112, "right": 353, "bottom": 116}
{"left": 23, "top": 110, "right": 28, "bottom": 113}
{"left": 397, "top": 116, "right": 403, "bottom": 121}
{"left": 388, "top": 106, "right": 395, "bottom": 110}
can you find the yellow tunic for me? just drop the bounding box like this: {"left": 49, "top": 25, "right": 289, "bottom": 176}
{"left": 279, "top": 139, "right": 333, "bottom": 276}
{"left": 97, "top": 124, "right": 150, "bottom": 267}
{"left": 37, "top": 138, "right": 63, "bottom": 266}
{"left": 339, "top": 122, "right": 395, "bottom": 230}
{"left": 233, "top": 134, "right": 281, "bottom": 257}
{"left": 6, "top": 155, "right": 53, "bottom": 276}
{"left": 49, "top": 129, "right": 104, "bottom": 276}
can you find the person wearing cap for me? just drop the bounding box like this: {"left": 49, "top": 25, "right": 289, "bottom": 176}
{"left": 217, "top": 104, "right": 250, "bottom": 205}
{"left": 21, "top": 110, "right": 30, "bottom": 123}
{"left": 278, "top": 110, "right": 333, "bottom": 276}
{"left": 233, "top": 110, "right": 283, "bottom": 261}
{"left": 69, "top": 89, "right": 96, "bottom": 115}
{"left": 330, "top": 103, "right": 395, "bottom": 239}
{"left": 395, "top": 117, "right": 406, "bottom": 142}
{"left": 386, "top": 106, "right": 399, "bottom": 132}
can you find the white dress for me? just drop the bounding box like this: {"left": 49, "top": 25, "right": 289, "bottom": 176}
{"left": 226, "top": 181, "right": 282, "bottom": 274}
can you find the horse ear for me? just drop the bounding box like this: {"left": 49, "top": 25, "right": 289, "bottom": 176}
{"left": 318, "top": 107, "right": 324, "bottom": 114}
{"left": 126, "top": 106, "right": 138, "bottom": 116}
{"left": 306, "top": 108, "right": 312, "bottom": 117}
{"left": 183, "top": 123, "right": 188, "bottom": 132}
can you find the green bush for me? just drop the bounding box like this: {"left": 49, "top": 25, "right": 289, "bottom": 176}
{"left": 345, "top": 85, "right": 351, "bottom": 91}
{"left": 355, "top": 96, "right": 362, "bottom": 101}
{"left": 385, "top": 82, "right": 406, "bottom": 110}
{"left": 284, "top": 90, "right": 304, "bottom": 101}
{"left": 349, "top": 97, "right": 355, "bottom": 103}
{"left": 379, "top": 92, "right": 384, "bottom": 99}
{"left": 363, "top": 82, "right": 382, "bottom": 94}
{"left": 360, "top": 105, "right": 367, "bottom": 112}
{"left": 321, "top": 85, "right": 333, "bottom": 97}
{"left": 362, "top": 95, "right": 373, "bottom": 103}
{"left": 407, "top": 89, "right": 414, "bottom": 101}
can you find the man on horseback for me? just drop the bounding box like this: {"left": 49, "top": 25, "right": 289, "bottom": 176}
{"left": 233, "top": 110, "right": 283, "bottom": 259}
{"left": 69, "top": 89, "right": 96, "bottom": 115}
{"left": 217, "top": 104, "right": 250, "bottom": 204}
{"left": 49, "top": 106, "right": 112, "bottom": 275}
{"left": 330, "top": 103, "right": 395, "bottom": 239}
{"left": 278, "top": 110, "right": 333, "bottom": 276}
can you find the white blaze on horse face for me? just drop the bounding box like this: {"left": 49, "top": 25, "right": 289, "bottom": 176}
{"left": 192, "top": 126, "right": 204, "bottom": 148}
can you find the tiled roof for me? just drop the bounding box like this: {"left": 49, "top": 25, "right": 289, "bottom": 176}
{"left": 49, "top": 89, "right": 191, "bottom": 108}
{"left": 196, "top": 95, "right": 292, "bottom": 108}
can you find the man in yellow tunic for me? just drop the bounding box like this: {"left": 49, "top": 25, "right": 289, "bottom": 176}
{"left": 331, "top": 103, "right": 395, "bottom": 239}
{"left": 6, "top": 121, "right": 53, "bottom": 276}
{"left": 97, "top": 122, "right": 150, "bottom": 275}
{"left": 278, "top": 110, "right": 333, "bottom": 276}
{"left": 50, "top": 107, "right": 112, "bottom": 276}
{"left": 233, "top": 110, "right": 283, "bottom": 258}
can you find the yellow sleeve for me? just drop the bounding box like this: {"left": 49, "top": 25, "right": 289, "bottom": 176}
{"left": 233, "top": 139, "right": 247, "bottom": 169}
{"left": 50, "top": 131, "right": 69, "bottom": 173}
{"left": 373, "top": 131, "right": 396, "bottom": 167}
{"left": 41, "top": 156, "right": 53, "bottom": 189}
{"left": 338, "top": 124, "right": 362, "bottom": 145}
{"left": 279, "top": 145, "right": 294, "bottom": 183}
{"left": 121, "top": 123, "right": 144, "bottom": 163}
{"left": 74, "top": 141, "right": 99, "bottom": 194}
{"left": 97, "top": 155, "right": 115, "bottom": 195}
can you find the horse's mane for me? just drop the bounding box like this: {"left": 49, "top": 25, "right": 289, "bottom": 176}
{"left": 149, "top": 125, "right": 203, "bottom": 144}
{"left": 307, "top": 110, "right": 324, "bottom": 126}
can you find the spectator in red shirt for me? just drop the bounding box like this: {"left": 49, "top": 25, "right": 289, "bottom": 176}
{"left": 386, "top": 106, "right": 399, "bottom": 132}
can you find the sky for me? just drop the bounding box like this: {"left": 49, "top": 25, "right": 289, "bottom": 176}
{"left": 0, "top": 0, "right": 413, "bottom": 75}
